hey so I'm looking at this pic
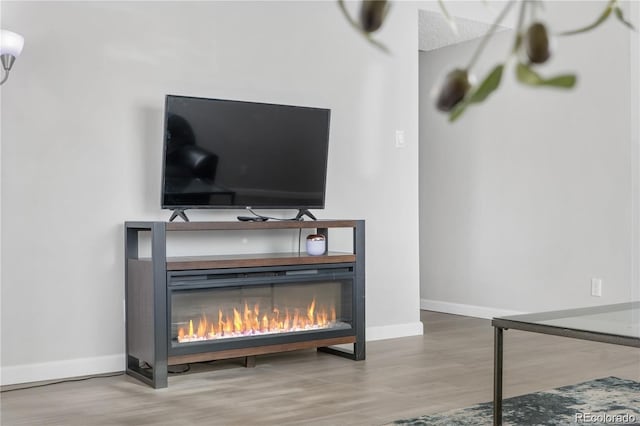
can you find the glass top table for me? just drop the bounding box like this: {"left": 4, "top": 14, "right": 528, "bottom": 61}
{"left": 491, "top": 302, "right": 640, "bottom": 425}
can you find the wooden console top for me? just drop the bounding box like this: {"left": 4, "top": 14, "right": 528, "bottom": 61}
{"left": 126, "top": 220, "right": 359, "bottom": 232}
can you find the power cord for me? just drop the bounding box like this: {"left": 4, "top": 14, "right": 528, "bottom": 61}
{"left": 244, "top": 210, "right": 308, "bottom": 254}
{"left": 247, "top": 209, "right": 304, "bottom": 221}
{"left": 168, "top": 364, "right": 191, "bottom": 374}
{"left": 2, "top": 361, "right": 214, "bottom": 392}
{"left": 0, "top": 372, "right": 124, "bottom": 393}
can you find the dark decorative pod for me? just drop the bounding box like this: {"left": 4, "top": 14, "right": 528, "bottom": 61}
{"left": 525, "top": 22, "right": 551, "bottom": 64}
{"left": 359, "top": 0, "right": 388, "bottom": 33}
{"left": 436, "top": 69, "right": 471, "bottom": 112}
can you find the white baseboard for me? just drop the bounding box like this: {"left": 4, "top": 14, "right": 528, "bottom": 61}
{"left": 420, "top": 298, "right": 525, "bottom": 320}
{"left": 1, "top": 354, "right": 125, "bottom": 386}
{"left": 366, "top": 321, "right": 424, "bottom": 341}
{"left": 1, "top": 323, "right": 425, "bottom": 385}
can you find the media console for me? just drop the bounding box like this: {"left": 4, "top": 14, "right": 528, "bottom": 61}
{"left": 124, "top": 220, "right": 365, "bottom": 388}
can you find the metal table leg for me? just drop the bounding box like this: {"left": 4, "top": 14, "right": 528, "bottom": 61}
{"left": 494, "top": 326, "right": 503, "bottom": 426}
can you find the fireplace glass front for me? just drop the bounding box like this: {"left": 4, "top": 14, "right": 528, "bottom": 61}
{"left": 170, "top": 279, "right": 353, "bottom": 347}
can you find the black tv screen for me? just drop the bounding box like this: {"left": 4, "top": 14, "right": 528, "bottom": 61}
{"left": 161, "top": 95, "right": 330, "bottom": 210}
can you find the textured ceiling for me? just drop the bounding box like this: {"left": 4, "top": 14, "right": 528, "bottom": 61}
{"left": 418, "top": 9, "right": 510, "bottom": 52}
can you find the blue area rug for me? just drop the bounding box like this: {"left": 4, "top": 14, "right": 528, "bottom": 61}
{"left": 390, "top": 377, "right": 640, "bottom": 425}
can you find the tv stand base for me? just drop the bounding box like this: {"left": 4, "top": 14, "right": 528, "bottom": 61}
{"left": 295, "top": 209, "right": 317, "bottom": 221}
{"left": 169, "top": 209, "right": 189, "bottom": 222}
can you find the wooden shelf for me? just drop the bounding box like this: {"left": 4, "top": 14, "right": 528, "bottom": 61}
{"left": 166, "top": 220, "right": 357, "bottom": 231}
{"left": 163, "top": 252, "right": 356, "bottom": 270}
{"left": 168, "top": 336, "right": 357, "bottom": 366}
{"left": 126, "top": 220, "right": 358, "bottom": 232}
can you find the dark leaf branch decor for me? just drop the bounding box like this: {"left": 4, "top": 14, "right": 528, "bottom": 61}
{"left": 337, "top": 0, "right": 392, "bottom": 53}
{"left": 338, "top": 0, "right": 635, "bottom": 122}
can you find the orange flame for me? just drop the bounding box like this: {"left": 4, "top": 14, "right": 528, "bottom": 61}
{"left": 307, "top": 299, "right": 315, "bottom": 324}
{"left": 176, "top": 298, "right": 338, "bottom": 343}
{"left": 233, "top": 308, "right": 243, "bottom": 333}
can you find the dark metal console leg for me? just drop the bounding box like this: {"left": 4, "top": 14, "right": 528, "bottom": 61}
{"left": 317, "top": 341, "right": 365, "bottom": 360}
{"left": 353, "top": 220, "right": 366, "bottom": 361}
{"left": 151, "top": 223, "right": 168, "bottom": 388}
{"left": 353, "top": 340, "right": 365, "bottom": 360}
{"left": 494, "top": 326, "right": 503, "bottom": 426}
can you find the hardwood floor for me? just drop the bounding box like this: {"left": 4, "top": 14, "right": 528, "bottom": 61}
{"left": 2, "top": 311, "right": 639, "bottom": 425}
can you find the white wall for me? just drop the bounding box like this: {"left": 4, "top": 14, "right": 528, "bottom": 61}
{"left": 419, "top": 1, "right": 639, "bottom": 317}
{"left": 631, "top": 0, "right": 640, "bottom": 303}
{"left": 0, "top": 1, "right": 422, "bottom": 385}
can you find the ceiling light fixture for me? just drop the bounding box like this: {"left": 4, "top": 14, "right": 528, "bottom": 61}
{"left": 0, "top": 29, "right": 25, "bottom": 86}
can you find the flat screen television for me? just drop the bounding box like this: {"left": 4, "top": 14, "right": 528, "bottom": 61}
{"left": 161, "top": 95, "right": 330, "bottom": 219}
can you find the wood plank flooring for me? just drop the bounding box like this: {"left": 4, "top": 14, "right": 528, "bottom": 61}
{"left": 2, "top": 311, "right": 639, "bottom": 425}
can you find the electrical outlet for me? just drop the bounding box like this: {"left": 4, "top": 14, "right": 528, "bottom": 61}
{"left": 395, "top": 130, "right": 406, "bottom": 148}
{"left": 591, "top": 278, "right": 602, "bottom": 297}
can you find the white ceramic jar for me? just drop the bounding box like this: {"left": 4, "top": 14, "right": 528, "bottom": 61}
{"left": 306, "top": 234, "right": 326, "bottom": 256}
